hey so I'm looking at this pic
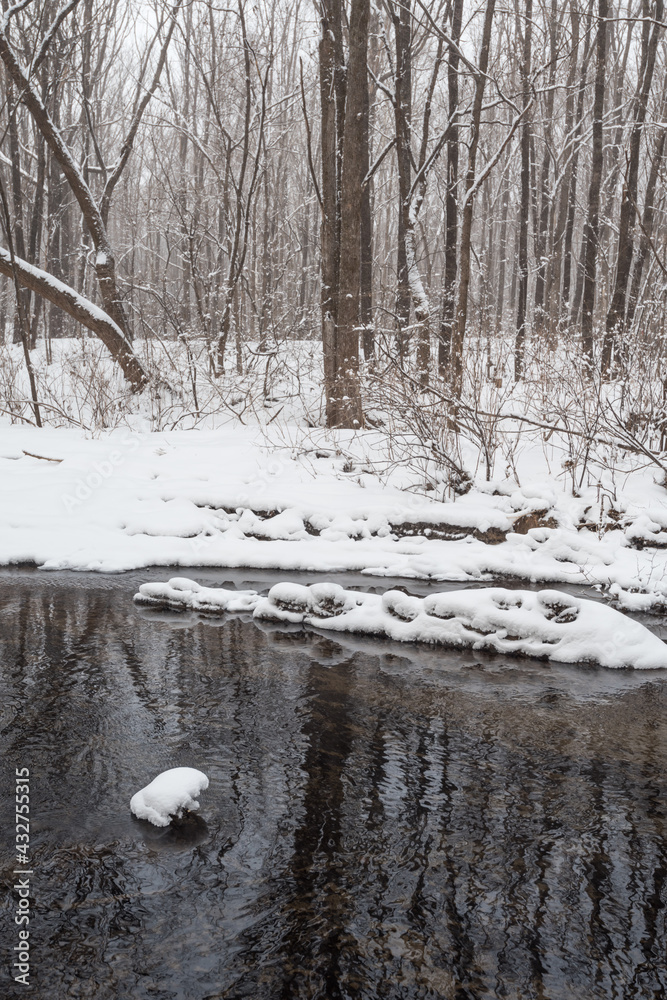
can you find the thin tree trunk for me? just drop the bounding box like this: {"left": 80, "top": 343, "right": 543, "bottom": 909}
{"left": 409, "top": 37, "right": 445, "bottom": 385}
{"left": 533, "top": 0, "right": 558, "bottom": 319}
{"left": 393, "top": 0, "right": 412, "bottom": 356}
{"left": 451, "top": 0, "right": 496, "bottom": 395}
{"left": 6, "top": 77, "right": 30, "bottom": 344}
{"left": 626, "top": 83, "right": 667, "bottom": 329}
{"left": 360, "top": 16, "right": 375, "bottom": 361}
{"left": 515, "top": 0, "right": 532, "bottom": 381}
{"left": 580, "top": 0, "right": 607, "bottom": 364}
{"left": 439, "top": 0, "right": 463, "bottom": 375}
{"left": 548, "top": 0, "right": 583, "bottom": 325}
{"left": 563, "top": 5, "right": 593, "bottom": 319}
{"left": 495, "top": 167, "right": 510, "bottom": 332}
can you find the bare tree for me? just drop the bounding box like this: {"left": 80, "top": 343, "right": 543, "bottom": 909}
{"left": 603, "top": 0, "right": 664, "bottom": 371}
{"left": 579, "top": 0, "right": 607, "bottom": 364}
{"left": 438, "top": 0, "right": 463, "bottom": 375}
{"left": 451, "top": 0, "right": 496, "bottom": 394}
{"left": 514, "top": 0, "right": 532, "bottom": 380}
{"left": 332, "top": 0, "right": 369, "bottom": 428}
{"left": 0, "top": 0, "right": 181, "bottom": 387}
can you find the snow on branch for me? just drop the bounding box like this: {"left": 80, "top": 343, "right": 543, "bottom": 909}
{"left": 0, "top": 246, "right": 132, "bottom": 353}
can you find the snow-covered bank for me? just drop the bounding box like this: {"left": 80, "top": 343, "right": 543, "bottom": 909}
{"left": 2, "top": 421, "right": 667, "bottom": 610}
{"left": 134, "top": 578, "right": 667, "bottom": 669}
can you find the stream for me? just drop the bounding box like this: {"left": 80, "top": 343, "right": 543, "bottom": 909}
{"left": 0, "top": 568, "right": 665, "bottom": 999}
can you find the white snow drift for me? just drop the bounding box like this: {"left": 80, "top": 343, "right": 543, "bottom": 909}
{"left": 134, "top": 578, "right": 667, "bottom": 670}
{"left": 130, "top": 767, "right": 210, "bottom": 827}
{"left": 4, "top": 421, "right": 667, "bottom": 613}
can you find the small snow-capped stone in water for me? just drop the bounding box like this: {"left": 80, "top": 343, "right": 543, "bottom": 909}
{"left": 130, "top": 767, "right": 209, "bottom": 827}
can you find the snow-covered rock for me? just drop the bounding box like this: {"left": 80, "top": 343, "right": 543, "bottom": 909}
{"left": 137, "top": 577, "right": 258, "bottom": 614}
{"left": 134, "top": 579, "right": 667, "bottom": 670}
{"left": 130, "top": 767, "right": 210, "bottom": 827}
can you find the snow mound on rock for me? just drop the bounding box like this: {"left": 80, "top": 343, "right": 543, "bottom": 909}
{"left": 136, "top": 577, "right": 259, "bottom": 614}
{"left": 130, "top": 767, "right": 210, "bottom": 827}
{"left": 134, "top": 579, "right": 667, "bottom": 670}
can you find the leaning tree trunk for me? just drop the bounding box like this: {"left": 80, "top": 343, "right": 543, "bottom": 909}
{"left": 0, "top": 246, "right": 146, "bottom": 385}
{"left": 0, "top": 4, "right": 179, "bottom": 389}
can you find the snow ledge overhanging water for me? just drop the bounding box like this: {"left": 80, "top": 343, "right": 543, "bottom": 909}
{"left": 133, "top": 578, "right": 667, "bottom": 670}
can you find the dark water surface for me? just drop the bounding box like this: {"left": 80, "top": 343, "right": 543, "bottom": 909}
{"left": 0, "top": 569, "right": 666, "bottom": 999}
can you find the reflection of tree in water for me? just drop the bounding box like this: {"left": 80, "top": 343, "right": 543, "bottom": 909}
{"left": 3, "top": 586, "right": 117, "bottom": 776}
{"left": 268, "top": 640, "right": 667, "bottom": 1000}
{"left": 278, "top": 651, "right": 358, "bottom": 999}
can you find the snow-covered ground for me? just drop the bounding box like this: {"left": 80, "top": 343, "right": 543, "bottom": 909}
{"left": 3, "top": 337, "right": 667, "bottom": 612}
{"left": 2, "top": 418, "right": 667, "bottom": 611}
{"left": 134, "top": 577, "right": 667, "bottom": 669}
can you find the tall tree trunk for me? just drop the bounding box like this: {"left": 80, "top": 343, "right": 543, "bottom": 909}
{"left": 563, "top": 4, "right": 593, "bottom": 320}
{"left": 319, "top": 0, "right": 345, "bottom": 424}
{"left": 626, "top": 84, "right": 667, "bottom": 329}
{"left": 27, "top": 126, "right": 46, "bottom": 349}
{"left": 179, "top": 0, "right": 194, "bottom": 329}
{"left": 495, "top": 165, "right": 510, "bottom": 332}
{"left": 359, "top": 16, "right": 375, "bottom": 362}
{"left": 597, "top": 15, "right": 634, "bottom": 317}
{"left": 602, "top": 0, "right": 663, "bottom": 371}
{"left": 6, "top": 77, "right": 30, "bottom": 344}
{"left": 439, "top": 0, "right": 463, "bottom": 375}
{"left": 515, "top": 0, "right": 532, "bottom": 381}
{"left": 579, "top": 0, "right": 607, "bottom": 364}
{"left": 548, "top": 0, "right": 584, "bottom": 326}
{"left": 47, "top": 90, "right": 66, "bottom": 343}
{"left": 299, "top": 194, "right": 312, "bottom": 324}
{"left": 451, "top": 0, "right": 496, "bottom": 394}
{"left": 409, "top": 38, "right": 444, "bottom": 385}
{"left": 533, "top": 0, "right": 558, "bottom": 320}
{"left": 333, "top": 0, "right": 368, "bottom": 428}
{"left": 393, "top": 0, "right": 412, "bottom": 357}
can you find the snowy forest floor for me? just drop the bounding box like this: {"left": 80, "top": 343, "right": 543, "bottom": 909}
{"left": 2, "top": 336, "right": 667, "bottom": 612}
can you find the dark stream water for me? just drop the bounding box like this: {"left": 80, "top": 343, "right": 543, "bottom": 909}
{"left": 0, "top": 569, "right": 666, "bottom": 999}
